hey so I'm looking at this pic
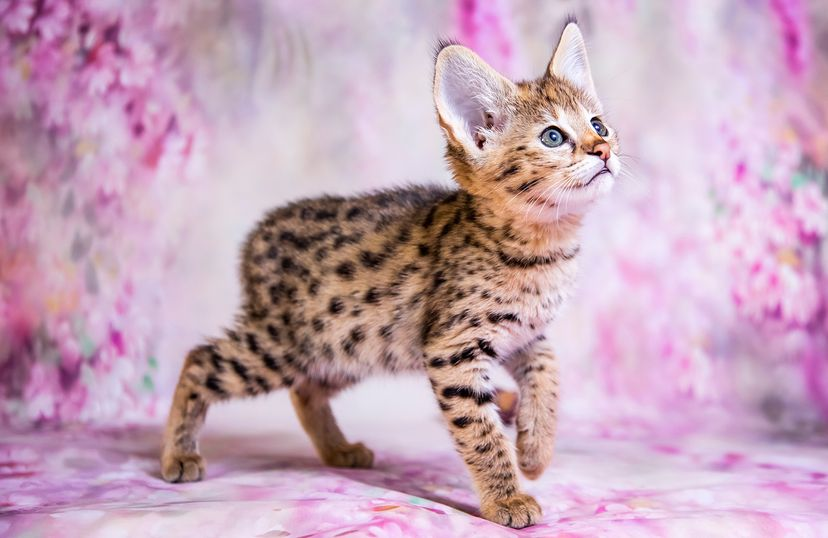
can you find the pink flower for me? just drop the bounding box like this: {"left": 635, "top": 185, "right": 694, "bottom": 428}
{"left": 34, "top": 0, "right": 72, "bottom": 42}
{"left": 2, "top": 0, "right": 35, "bottom": 33}
{"left": 82, "top": 43, "right": 119, "bottom": 95}
{"left": 792, "top": 182, "right": 828, "bottom": 237}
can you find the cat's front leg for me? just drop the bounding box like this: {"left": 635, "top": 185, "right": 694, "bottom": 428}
{"left": 426, "top": 343, "right": 541, "bottom": 528}
{"left": 506, "top": 338, "right": 558, "bottom": 479}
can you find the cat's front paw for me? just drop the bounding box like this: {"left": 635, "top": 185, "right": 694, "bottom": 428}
{"left": 322, "top": 442, "right": 374, "bottom": 469}
{"left": 480, "top": 493, "right": 542, "bottom": 528}
{"left": 517, "top": 429, "right": 554, "bottom": 480}
{"left": 161, "top": 451, "right": 205, "bottom": 483}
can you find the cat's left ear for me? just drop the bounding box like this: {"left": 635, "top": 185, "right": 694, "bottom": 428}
{"left": 547, "top": 21, "right": 598, "bottom": 102}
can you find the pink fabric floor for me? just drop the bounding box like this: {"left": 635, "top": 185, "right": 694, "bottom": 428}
{"left": 3, "top": 396, "right": 828, "bottom": 537}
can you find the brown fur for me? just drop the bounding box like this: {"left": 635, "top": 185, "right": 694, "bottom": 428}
{"left": 161, "top": 22, "right": 618, "bottom": 529}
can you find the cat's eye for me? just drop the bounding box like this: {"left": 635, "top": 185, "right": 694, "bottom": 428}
{"left": 591, "top": 118, "right": 608, "bottom": 137}
{"left": 540, "top": 127, "right": 566, "bottom": 148}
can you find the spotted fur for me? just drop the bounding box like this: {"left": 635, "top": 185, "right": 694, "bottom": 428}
{"left": 161, "top": 20, "right": 619, "bottom": 529}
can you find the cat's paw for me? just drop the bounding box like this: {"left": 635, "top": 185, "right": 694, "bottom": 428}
{"left": 517, "top": 429, "right": 554, "bottom": 480}
{"left": 322, "top": 442, "right": 374, "bottom": 469}
{"left": 161, "top": 451, "right": 205, "bottom": 483}
{"left": 480, "top": 493, "right": 542, "bottom": 528}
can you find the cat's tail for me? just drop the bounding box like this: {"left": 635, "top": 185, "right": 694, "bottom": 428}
{"left": 175, "top": 324, "right": 301, "bottom": 403}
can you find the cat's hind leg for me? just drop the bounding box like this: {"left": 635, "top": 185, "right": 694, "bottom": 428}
{"left": 290, "top": 381, "right": 374, "bottom": 469}
{"left": 160, "top": 327, "right": 298, "bottom": 482}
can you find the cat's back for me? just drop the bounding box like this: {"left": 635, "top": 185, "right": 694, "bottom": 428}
{"left": 239, "top": 184, "right": 451, "bottom": 317}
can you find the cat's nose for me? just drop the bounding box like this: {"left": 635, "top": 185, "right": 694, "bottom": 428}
{"left": 588, "top": 142, "right": 611, "bottom": 162}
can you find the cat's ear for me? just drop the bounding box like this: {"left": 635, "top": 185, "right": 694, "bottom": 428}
{"left": 547, "top": 21, "right": 598, "bottom": 102}
{"left": 433, "top": 44, "right": 516, "bottom": 154}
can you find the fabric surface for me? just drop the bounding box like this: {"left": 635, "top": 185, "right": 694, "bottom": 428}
{"left": 3, "top": 395, "right": 828, "bottom": 537}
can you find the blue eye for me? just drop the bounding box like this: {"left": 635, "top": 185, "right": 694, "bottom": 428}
{"left": 540, "top": 127, "right": 565, "bottom": 148}
{"left": 591, "top": 118, "right": 608, "bottom": 137}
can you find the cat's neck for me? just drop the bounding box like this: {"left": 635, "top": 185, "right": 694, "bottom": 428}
{"left": 460, "top": 190, "right": 582, "bottom": 259}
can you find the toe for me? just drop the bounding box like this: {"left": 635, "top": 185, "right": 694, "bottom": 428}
{"left": 481, "top": 493, "right": 542, "bottom": 529}
{"left": 161, "top": 453, "right": 205, "bottom": 483}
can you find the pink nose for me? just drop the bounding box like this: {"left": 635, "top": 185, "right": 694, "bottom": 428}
{"left": 589, "top": 142, "right": 611, "bottom": 162}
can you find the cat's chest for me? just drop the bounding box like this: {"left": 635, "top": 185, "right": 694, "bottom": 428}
{"left": 487, "top": 260, "right": 578, "bottom": 356}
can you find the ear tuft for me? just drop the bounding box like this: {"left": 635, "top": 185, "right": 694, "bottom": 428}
{"left": 433, "top": 45, "right": 516, "bottom": 154}
{"left": 548, "top": 22, "right": 598, "bottom": 102}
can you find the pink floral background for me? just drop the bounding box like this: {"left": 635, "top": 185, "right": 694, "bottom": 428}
{"left": 2, "top": 1, "right": 828, "bottom": 536}
{"left": 1, "top": 0, "right": 827, "bottom": 431}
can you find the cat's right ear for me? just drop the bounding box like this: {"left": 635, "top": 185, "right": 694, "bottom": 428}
{"left": 433, "top": 44, "right": 516, "bottom": 155}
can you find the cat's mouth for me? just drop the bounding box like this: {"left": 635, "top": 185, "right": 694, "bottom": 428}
{"left": 580, "top": 167, "right": 611, "bottom": 188}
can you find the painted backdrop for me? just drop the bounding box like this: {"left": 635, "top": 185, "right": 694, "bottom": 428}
{"left": 1, "top": 0, "right": 827, "bottom": 430}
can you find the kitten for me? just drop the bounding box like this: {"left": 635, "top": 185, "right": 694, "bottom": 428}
{"left": 160, "top": 21, "right": 619, "bottom": 529}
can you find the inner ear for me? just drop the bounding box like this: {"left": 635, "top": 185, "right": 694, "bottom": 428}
{"left": 433, "top": 45, "right": 516, "bottom": 154}
{"left": 474, "top": 112, "right": 499, "bottom": 149}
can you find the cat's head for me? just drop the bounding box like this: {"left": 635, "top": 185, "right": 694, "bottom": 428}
{"left": 433, "top": 21, "right": 620, "bottom": 221}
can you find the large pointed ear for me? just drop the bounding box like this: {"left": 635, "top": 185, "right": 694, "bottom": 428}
{"left": 433, "top": 44, "right": 516, "bottom": 154}
{"left": 548, "top": 21, "right": 598, "bottom": 102}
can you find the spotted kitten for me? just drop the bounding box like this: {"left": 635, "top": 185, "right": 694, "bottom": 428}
{"left": 161, "top": 21, "right": 620, "bottom": 529}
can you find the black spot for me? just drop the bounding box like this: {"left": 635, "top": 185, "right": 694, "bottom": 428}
{"left": 280, "top": 257, "right": 295, "bottom": 271}
{"left": 477, "top": 339, "right": 497, "bottom": 358}
{"left": 279, "top": 231, "right": 311, "bottom": 250}
{"left": 315, "top": 209, "right": 337, "bottom": 220}
{"left": 230, "top": 359, "right": 250, "bottom": 382}
{"left": 364, "top": 287, "right": 381, "bottom": 304}
{"left": 308, "top": 279, "right": 321, "bottom": 296}
{"left": 428, "top": 357, "right": 446, "bottom": 368}
{"left": 254, "top": 375, "right": 271, "bottom": 392}
{"left": 432, "top": 271, "right": 446, "bottom": 289}
{"left": 312, "top": 317, "right": 325, "bottom": 332}
{"left": 246, "top": 333, "right": 260, "bottom": 353}
{"left": 359, "top": 250, "right": 385, "bottom": 269}
{"left": 335, "top": 262, "right": 356, "bottom": 280}
{"left": 418, "top": 244, "right": 430, "bottom": 257}
{"left": 333, "top": 233, "right": 362, "bottom": 249}
{"left": 346, "top": 207, "right": 363, "bottom": 220}
{"left": 266, "top": 324, "right": 281, "bottom": 343}
{"left": 515, "top": 145, "right": 526, "bottom": 151}
{"left": 452, "top": 416, "right": 473, "bottom": 428}
{"left": 209, "top": 349, "right": 224, "bottom": 372}
{"left": 475, "top": 442, "right": 493, "bottom": 454}
{"left": 267, "top": 285, "right": 282, "bottom": 305}
{"left": 261, "top": 353, "right": 280, "bottom": 372}
{"left": 188, "top": 392, "right": 199, "bottom": 400}
{"left": 497, "top": 246, "right": 580, "bottom": 269}
{"left": 449, "top": 347, "right": 478, "bottom": 366}
{"left": 423, "top": 205, "right": 438, "bottom": 228}
{"left": 442, "top": 386, "right": 494, "bottom": 405}
{"left": 515, "top": 178, "right": 541, "bottom": 193}
{"left": 487, "top": 312, "right": 520, "bottom": 324}
{"left": 379, "top": 324, "right": 393, "bottom": 339}
{"left": 266, "top": 246, "right": 279, "bottom": 259}
{"left": 205, "top": 374, "right": 227, "bottom": 396}
{"left": 396, "top": 226, "right": 412, "bottom": 243}
{"left": 329, "top": 297, "right": 344, "bottom": 314}
{"left": 342, "top": 339, "right": 356, "bottom": 356}
{"left": 315, "top": 248, "right": 329, "bottom": 262}
{"left": 439, "top": 401, "right": 452, "bottom": 411}
{"left": 497, "top": 164, "right": 520, "bottom": 181}
{"left": 350, "top": 326, "right": 365, "bottom": 343}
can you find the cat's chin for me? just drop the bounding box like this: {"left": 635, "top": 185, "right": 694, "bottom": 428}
{"left": 520, "top": 172, "right": 614, "bottom": 222}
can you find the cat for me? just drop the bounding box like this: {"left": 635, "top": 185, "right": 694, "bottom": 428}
{"left": 160, "top": 20, "right": 620, "bottom": 529}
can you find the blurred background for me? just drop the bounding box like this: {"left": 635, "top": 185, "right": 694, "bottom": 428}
{"left": 1, "top": 0, "right": 827, "bottom": 434}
